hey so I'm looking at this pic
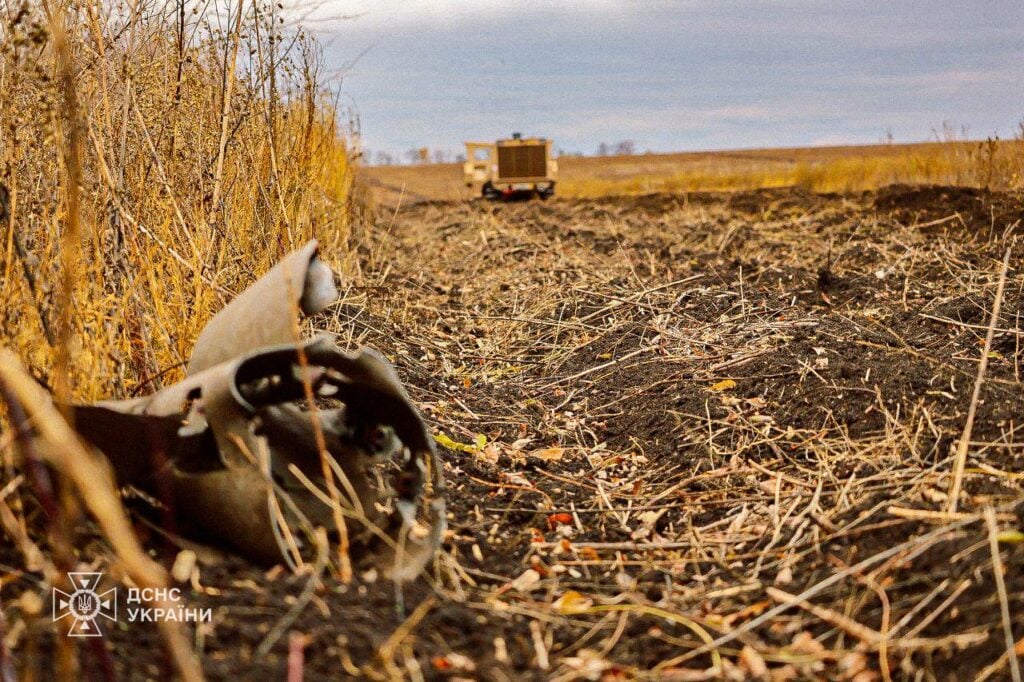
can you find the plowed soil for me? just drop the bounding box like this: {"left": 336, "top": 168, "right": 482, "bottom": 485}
{"left": 5, "top": 185, "right": 1024, "bottom": 681}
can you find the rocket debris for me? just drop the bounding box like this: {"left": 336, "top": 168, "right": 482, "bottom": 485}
{"left": 71, "top": 241, "right": 445, "bottom": 579}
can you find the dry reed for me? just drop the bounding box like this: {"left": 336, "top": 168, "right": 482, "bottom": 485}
{"left": 0, "top": 1, "right": 353, "bottom": 678}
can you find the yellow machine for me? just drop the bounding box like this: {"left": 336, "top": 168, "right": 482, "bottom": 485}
{"left": 464, "top": 133, "right": 557, "bottom": 199}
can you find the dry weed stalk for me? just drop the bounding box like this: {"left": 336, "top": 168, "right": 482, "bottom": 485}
{"left": 0, "top": 351, "right": 202, "bottom": 681}
{"left": 947, "top": 245, "right": 1012, "bottom": 512}
{"left": 0, "top": 0, "right": 354, "bottom": 676}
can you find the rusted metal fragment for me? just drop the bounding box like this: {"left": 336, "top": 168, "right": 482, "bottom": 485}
{"left": 68, "top": 242, "right": 444, "bottom": 578}
{"left": 188, "top": 240, "right": 339, "bottom": 374}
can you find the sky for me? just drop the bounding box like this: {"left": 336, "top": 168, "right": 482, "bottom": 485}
{"left": 309, "top": 0, "right": 1024, "bottom": 160}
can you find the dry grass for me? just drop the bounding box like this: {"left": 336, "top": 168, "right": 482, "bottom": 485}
{"left": 0, "top": 1, "right": 352, "bottom": 678}
{"left": 329, "top": 187, "right": 1023, "bottom": 679}
{"left": 563, "top": 141, "right": 1024, "bottom": 197}
{"left": 363, "top": 140, "right": 1024, "bottom": 205}
{"left": 1, "top": 1, "right": 355, "bottom": 401}
{"left": 0, "top": 3, "right": 1022, "bottom": 679}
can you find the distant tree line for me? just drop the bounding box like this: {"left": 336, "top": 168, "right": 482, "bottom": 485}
{"left": 595, "top": 140, "right": 637, "bottom": 156}
{"left": 364, "top": 148, "right": 467, "bottom": 165}
{"left": 363, "top": 139, "right": 645, "bottom": 166}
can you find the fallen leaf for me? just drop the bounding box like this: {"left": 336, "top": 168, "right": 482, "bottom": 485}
{"left": 480, "top": 443, "right": 500, "bottom": 465}
{"left": 553, "top": 590, "right": 593, "bottom": 615}
{"left": 998, "top": 530, "right": 1024, "bottom": 544}
{"left": 435, "top": 433, "right": 477, "bottom": 453}
{"left": 547, "top": 512, "right": 574, "bottom": 529}
{"left": 531, "top": 447, "right": 565, "bottom": 461}
{"left": 435, "top": 432, "right": 489, "bottom": 456}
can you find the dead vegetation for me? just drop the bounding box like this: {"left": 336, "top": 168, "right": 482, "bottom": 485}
{"left": 558, "top": 139, "right": 1024, "bottom": 197}
{"left": 0, "top": 0, "right": 355, "bottom": 400}
{"left": 0, "top": 0, "right": 355, "bottom": 679}
{"left": 1, "top": 3, "right": 1023, "bottom": 680}
{"left": 3, "top": 173, "right": 1024, "bottom": 678}
{"left": 316, "top": 186, "right": 1021, "bottom": 680}
{"left": 362, "top": 139, "right": 1024, "bottom": 206}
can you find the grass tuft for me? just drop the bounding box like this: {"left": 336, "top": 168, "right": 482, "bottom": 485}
{"left": 0, "top": 1, "right": 354, "bottom": 399}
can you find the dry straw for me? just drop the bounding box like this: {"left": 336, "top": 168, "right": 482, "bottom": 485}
{"left": 1, "top": 0, "right": 355, "bottom": 677}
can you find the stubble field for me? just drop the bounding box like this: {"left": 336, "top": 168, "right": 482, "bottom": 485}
{"left": 330, "top": 184, "right": 1024, "bottom": 681}
{"left": 4, "top": 2, "right": 1023, "bottom": 680}
{"left": 5, "top": 183, "right": 1024, "bottom": 681}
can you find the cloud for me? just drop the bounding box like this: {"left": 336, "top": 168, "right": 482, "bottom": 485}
{"left": 298, "top": 0, "right": 632, "bottom": 29}
{"left": 843, "top": 67, "right": 1021, "bottom": 92}
{"left": 319, "top": 1, "right": 1024, "bottom": 155}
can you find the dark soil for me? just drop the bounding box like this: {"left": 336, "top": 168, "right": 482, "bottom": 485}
{"left": 4, "top": 186, "right": 1023, "bottom": 680}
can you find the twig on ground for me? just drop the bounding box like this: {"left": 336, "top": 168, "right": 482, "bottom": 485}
{"left": 947, "top": 245, "right": 1013, "bottom": 512}
{"left": 985, "top": 506, "right": 1021, "bottom": 682}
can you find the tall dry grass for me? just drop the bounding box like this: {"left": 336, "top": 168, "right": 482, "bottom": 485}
{"left": 0, "top": 5, "right": 354, "bottom": 676}
{"left": 0, "top": 0, "right": 355, "bottom": 401}
{"left": 559, "top": 139, "right": 1024, "bottom": 198}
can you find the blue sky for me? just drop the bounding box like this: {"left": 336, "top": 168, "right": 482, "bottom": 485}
{"left": 311, "top": 1, "right": 1024, "bottom": 159}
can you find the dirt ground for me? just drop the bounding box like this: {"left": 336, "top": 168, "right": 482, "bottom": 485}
{"left": 5, "top": 185, "right": 1024, "bottom": 680}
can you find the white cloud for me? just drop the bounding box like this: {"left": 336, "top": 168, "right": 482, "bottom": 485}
{"left": 317, "top": 0, "right": 1024, "bottom": 155}
{"left": 296, "top": 0, "right": 631, "bottom": 29}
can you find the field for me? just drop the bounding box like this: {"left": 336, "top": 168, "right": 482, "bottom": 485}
{"left": 361, "top": 140, "right": 1023, "bottom": 207}
{"left": 322, "top": 185, "right": 1024, "bottom": 681}
{"left": 2, "top": 5, "right": 1024, "bottom": 679}
{"left": 9, "top": 181, "right": 1024, "bottom": 679}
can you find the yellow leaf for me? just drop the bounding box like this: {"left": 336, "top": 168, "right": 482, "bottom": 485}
{"left": 435, "top": 433, "right": 477, "bottom": 454}
{"left": 998, "top": 530, "right": 1024, "bottom": 544}
{"left": 710, "top": 379, "right": 736, "bottom": 392}
{"left": 474, "top": 433, "right": 488, "bottom": 450}
{"left": 554, "top": 590, "right": 593, "bottom": 614}
{"left": 531, "top": 447, "right": 565, "bottom": 461}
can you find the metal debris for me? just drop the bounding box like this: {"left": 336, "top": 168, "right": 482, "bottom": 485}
{"left": 70, "top": 241, "right": 445, "bottom": 579}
